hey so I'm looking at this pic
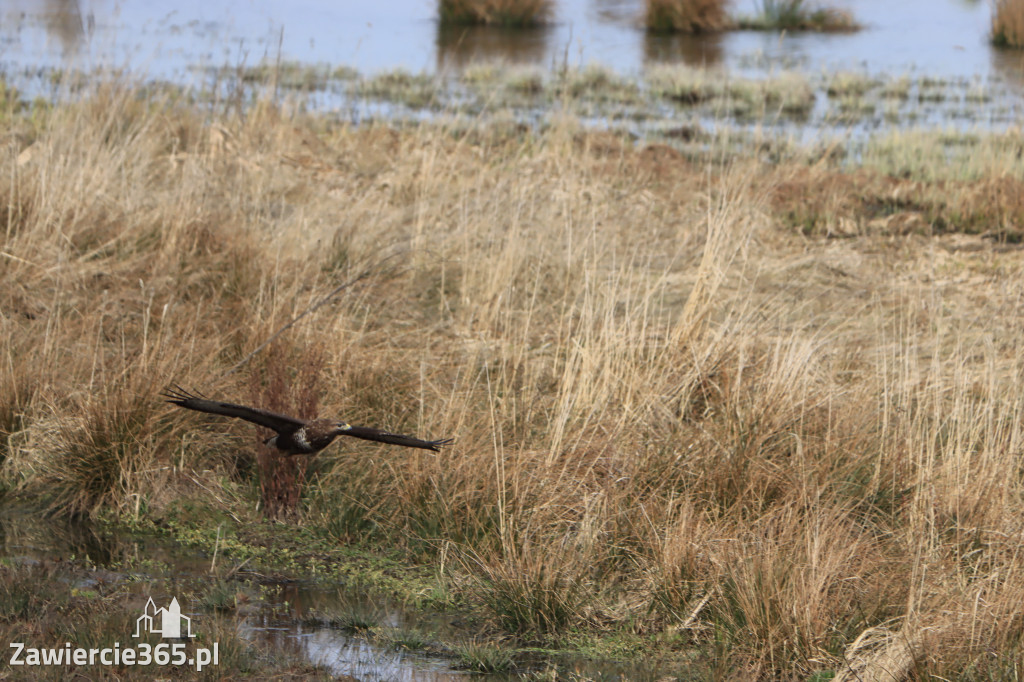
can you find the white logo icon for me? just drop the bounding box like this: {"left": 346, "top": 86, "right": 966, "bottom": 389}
{"left": 133, "top": 597, "right": 194, "bottom": 639}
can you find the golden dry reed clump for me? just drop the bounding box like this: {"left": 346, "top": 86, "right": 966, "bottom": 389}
{"left": 645, "top": 0, "right": 731, "bottom": 32}
{"left": 993, "top": 0, "right": 1024, "bottom": 47}
{"left": 438, "top": 0, "right": 553, "bottom": 26}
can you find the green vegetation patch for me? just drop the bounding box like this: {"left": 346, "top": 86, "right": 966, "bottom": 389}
{"left": 736, "top": 0, "right": 860, "bottom": 31}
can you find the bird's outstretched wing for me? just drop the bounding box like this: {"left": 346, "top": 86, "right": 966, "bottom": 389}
{"left": 163, "top": 385, "right": 305, "bottom": 433}
{"left": 341, "top": 425, "right": 453, "bottom": 452}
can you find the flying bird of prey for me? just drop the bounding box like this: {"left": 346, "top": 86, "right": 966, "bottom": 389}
{"left": 163, "top": 386, "right": 452, "bottom": 455}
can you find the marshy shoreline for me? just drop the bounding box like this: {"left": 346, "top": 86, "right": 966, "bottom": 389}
{"left": 1, "top": 64, "right": 1023, "bottom": 678}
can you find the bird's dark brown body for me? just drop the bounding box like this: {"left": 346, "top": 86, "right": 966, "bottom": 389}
{"left": 163, "top": 387, "right": 452, "bottom": 455}
{"left": 265, "top": 419, "right": 372, "bottom": 455}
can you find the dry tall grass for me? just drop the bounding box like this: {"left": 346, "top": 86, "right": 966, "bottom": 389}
{"left": 645, "top": 0, "right": 731, "bottom": 33}
{"left": 2, "top": 79, "right": 1024, "bottom": 674}
{"left": 439, "top": 0, "right": 553, "bottom": 26}
{"left": 993, "top": 0, "right": 1024, "bottom": 47}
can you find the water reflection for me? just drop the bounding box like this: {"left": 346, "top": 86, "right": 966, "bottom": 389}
{"left": 589, "top": 0, "right": 641, "bottom": 26}
{"left": 39, "top": 0, "right": 91, "bottom": 57}
{"left": 643, "top": 32, "right": 725, "bottom": 67}
{"left": 0, "top": 506, "right": 117, "bottom": 565}
{"left": 0, "top": 0, "right": 92, "bottom": 60}
{"left": 436, "top": 24, "right": 552, "bottom": 72}
{"left": 240, "top": 623, "right": 470, "bottom": 682}
{"left": 992, "top": 46, "right": 1024, "bottom": 88}
{"left": 241, "top": 582, "right": 481, "bottom": 681}
{"left": 244, "top": 581, "right": 679, "bottom": 682}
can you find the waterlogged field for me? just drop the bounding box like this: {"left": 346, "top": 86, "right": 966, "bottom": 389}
{"left": 0, "top": 559, "right": 333, "bottom": 680}
{"left": 0, "top": 68, "right": 1023, "bottom": 680}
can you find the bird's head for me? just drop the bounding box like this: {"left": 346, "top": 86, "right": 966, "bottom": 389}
{"left": 331, "top": 421, "right": 352, "bottom": 434}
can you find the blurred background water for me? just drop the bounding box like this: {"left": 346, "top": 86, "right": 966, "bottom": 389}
{"left": 1, "top": 0, "right": 1021, "bottom": 84}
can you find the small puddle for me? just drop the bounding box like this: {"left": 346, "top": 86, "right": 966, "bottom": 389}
{"left": 240, "top": 581, "right": 479, "bottom": 681}
{"left": 0, "top": 508, "right": 487, "bottom": 680}
{"left": 240, "top": 618, "right": 471, "bottom": 681}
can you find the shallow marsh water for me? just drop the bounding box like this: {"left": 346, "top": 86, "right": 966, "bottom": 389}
{"left": 238, "top": 585, "right": 476, "bottom": 681}
{"left": 2, "top": 0, "right": 1023, "bottom": 141}
{"left": 1, "top": 0, "right": 1019, "bottom": 82}
{"left": 0, "top": 510, "right": 479, "bottom": 680}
